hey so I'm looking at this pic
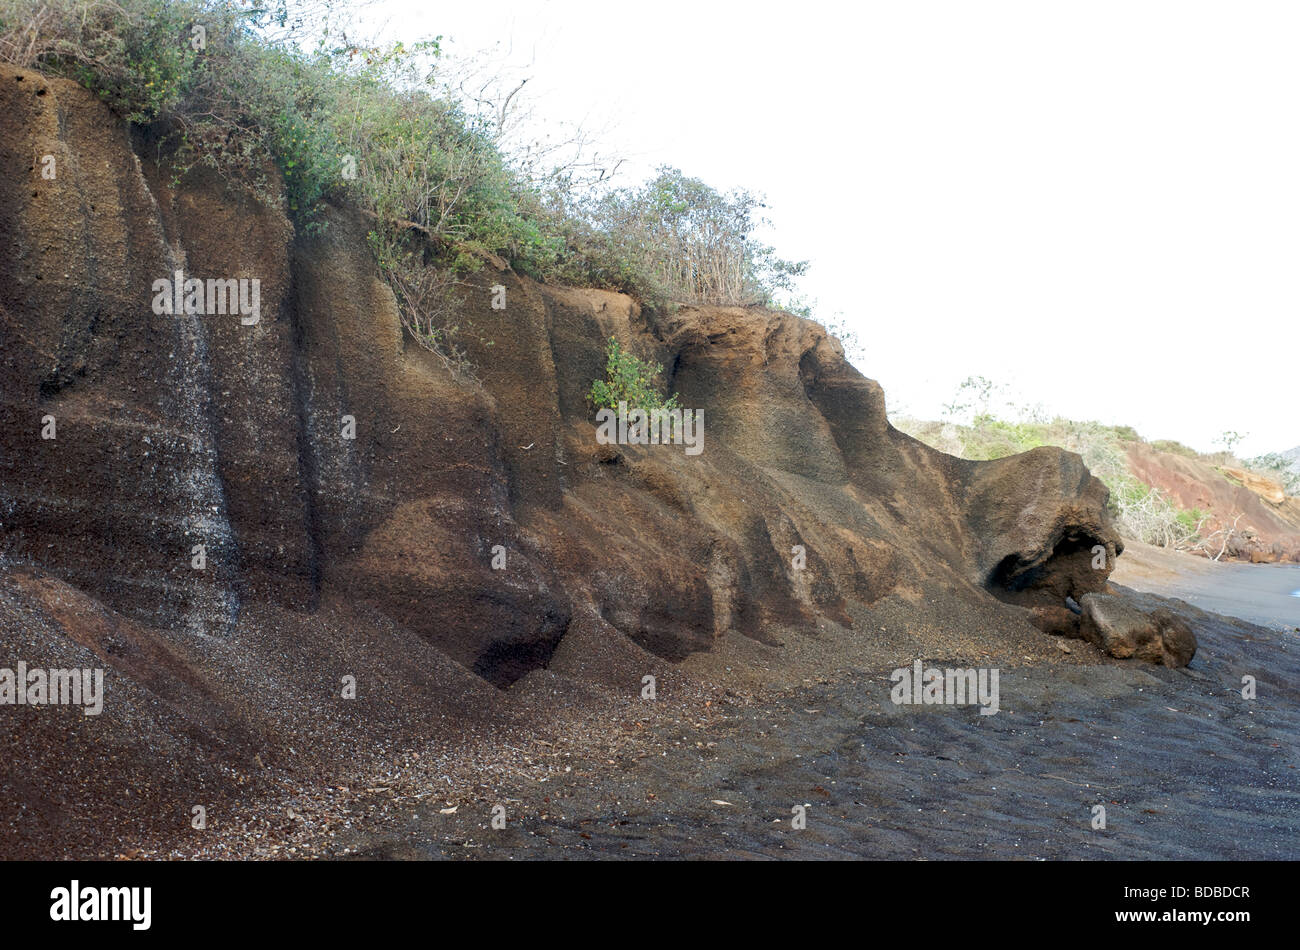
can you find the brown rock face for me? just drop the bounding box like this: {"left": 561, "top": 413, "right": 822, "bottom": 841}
{"left": 1078, "top": 593, "right": 1198, "bottom": 667}
{"left": 959, "top": 446, "right": 1122, "bottom": 602}
{"left": 0, "top": 73, "right": 1109, "bottom": 662}
{"left": 1027, "top": 604, "right": 1084, "bottom": 639}
{"left": 0, "top": 67, "right": 1159, "bottom": 854}
{"left": 0, "top": 64, "right": 1133, "bottom": 681}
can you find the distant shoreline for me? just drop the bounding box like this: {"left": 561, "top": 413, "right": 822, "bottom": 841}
{"left": 1112, "top": 540, "right": 1300, "bottom": 631}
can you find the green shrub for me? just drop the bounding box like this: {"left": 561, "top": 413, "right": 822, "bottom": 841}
{"left": 588, "top": 338, "right": 679, "bottom": 414}
{"left": 548, "top": 166, "right": 808, "bottom": 308}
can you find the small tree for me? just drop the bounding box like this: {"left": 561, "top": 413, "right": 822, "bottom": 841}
{"left": 1214, "top": 430, "right": 1248, "bottom": 458}
{"left": 942, "top": 375, "right": 999, "bottom": 424}
{"left": 567, "top": 167, "right": 807, "bottom": 307}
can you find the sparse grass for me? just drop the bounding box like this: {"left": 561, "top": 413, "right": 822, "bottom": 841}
{"left": 1151, "top": 439, "right": 1199, "bottom": 459}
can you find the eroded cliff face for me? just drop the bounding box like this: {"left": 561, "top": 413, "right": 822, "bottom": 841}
{"left": 1125, "top": 442, "right": 1300, "bottom": 563}
{"left": 0, "top": 67, "right": 1143, "bottom": 856}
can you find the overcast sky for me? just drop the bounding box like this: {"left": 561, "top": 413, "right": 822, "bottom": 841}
{"left": 361, "top": 0, "right": 1297, "bottom": 457}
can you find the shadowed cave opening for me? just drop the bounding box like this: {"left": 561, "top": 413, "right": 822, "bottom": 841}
{"left": 987, "top": 533, "right": 1109, "bottom": 607}
{"left": 473, "top": 634, "right": 568, "bottom": 689}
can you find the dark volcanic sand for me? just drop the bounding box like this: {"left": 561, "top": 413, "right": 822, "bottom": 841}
{"left": 310, "top": 592, "right": 1298, "bottom": 861}
{"left": 114, "top": 548, "right": 1298, "bottom": 862}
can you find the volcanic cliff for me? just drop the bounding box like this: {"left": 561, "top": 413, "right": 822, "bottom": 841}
{"left": 0, "top": 66, "right": 1194, "bottom": 857}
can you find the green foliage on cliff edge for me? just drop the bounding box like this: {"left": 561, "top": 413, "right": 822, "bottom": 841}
{"left": 0, "top": 0, "right": 806, "bottom": 318}
{"left": 588, "top": 338, "right": 680, "bottom": 415}
{"left": 0, "top": 0, "right": 560, "bottom": 257}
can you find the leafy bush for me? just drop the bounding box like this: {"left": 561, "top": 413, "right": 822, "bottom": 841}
{"left": 1, "top": 0, "right": 353, "bottom": 219}
{"left": 1, "top": 0, "right": 198, "bottom": 121}
{"left": 545, "top": 167, "right": 808, "bottom": 308}
{"left": 588, "top": 337, "right": 679, "bottom": 414}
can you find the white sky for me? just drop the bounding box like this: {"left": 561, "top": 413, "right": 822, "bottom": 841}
{"left": 360, "top": 0, "right": 1297, "bottom": 457}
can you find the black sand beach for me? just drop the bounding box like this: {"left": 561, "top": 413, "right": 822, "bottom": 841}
{"left": 254, "top": 577, "right": 1298, "bottom": 861}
